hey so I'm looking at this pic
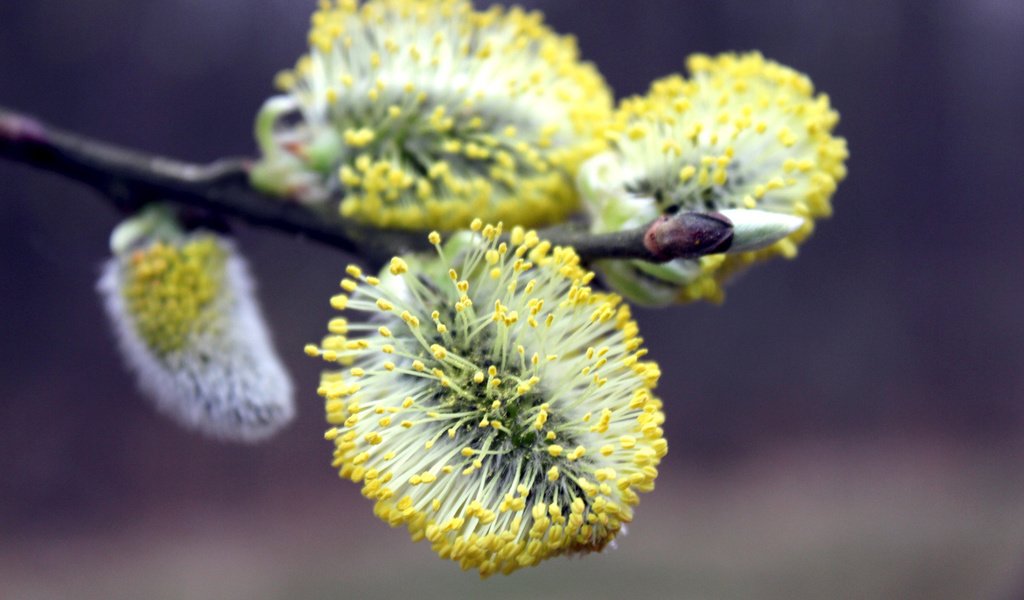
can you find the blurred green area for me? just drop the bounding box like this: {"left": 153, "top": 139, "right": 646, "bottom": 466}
{"left": 4, "top": 439, "right": 1023, "bottom": 600}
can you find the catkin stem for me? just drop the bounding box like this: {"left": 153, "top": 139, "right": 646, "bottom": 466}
{"left": 0, "top": 107, "right": 728, "bottom": 267}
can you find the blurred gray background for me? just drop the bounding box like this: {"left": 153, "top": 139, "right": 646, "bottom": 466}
{"left": 2, "top": 1, "right": 1023, "bottom": 598}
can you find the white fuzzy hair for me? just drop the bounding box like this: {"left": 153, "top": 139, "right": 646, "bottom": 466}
{"left": 97, "top": 239, "right": 294, "bottom": 442}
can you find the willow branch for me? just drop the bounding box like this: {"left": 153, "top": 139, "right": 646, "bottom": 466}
{"left": 0, "top": 107, "right": 732, "bottom": 267}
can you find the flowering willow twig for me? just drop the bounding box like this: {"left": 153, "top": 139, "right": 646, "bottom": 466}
{"left": 0, "top": 106, "right": 744, "bottom": 268}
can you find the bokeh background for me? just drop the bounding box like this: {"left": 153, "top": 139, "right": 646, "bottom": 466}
{"left": 2, "top": 1, "right": 1023, "bottom": 598}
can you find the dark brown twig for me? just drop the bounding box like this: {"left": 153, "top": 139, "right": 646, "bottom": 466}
{"left": 0, "top": 107, "right": 731, "bottom": 267}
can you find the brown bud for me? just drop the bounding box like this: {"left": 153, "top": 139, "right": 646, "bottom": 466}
{"left": 643, "top": 211, "right": 734, "bottom": 261}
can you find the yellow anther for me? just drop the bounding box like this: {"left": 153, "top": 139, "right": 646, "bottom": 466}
{"left": 330, "top": 294, "right": 349, "bottom": 310}
{"left": 389, "top": 257, "right": 409, "bottom": 275}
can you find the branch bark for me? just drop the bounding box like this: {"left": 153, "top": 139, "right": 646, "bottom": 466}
{"left": 0, "top": 107, "right": 731, "bottom": 267}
